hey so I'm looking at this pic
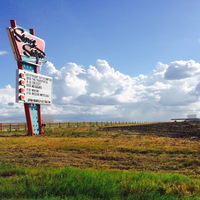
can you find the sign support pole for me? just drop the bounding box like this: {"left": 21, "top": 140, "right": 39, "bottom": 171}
{"left": 10, "top": 20, "right": 43, "bottom": 136}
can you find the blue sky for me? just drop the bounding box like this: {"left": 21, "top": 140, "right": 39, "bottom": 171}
{"left": 1, "top": 0, "right": 200, "bottom": 122}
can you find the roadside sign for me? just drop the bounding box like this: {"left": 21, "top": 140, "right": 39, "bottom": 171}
{"left": 7, "top": 20, "right": 50, "bottom": 135}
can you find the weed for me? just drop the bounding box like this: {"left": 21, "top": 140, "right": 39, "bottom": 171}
{"left": 88, "top": 130, "right": 100, "bottom": 137}
{"left": 71, "top": 131, "right": 83, "bottom": 138}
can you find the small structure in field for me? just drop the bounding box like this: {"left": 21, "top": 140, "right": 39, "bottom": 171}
{"left": 42, "top": 115, "right": 54, "bottom": 123}
{"left": 171, "top": 114, "right": 200, "bottom": 122}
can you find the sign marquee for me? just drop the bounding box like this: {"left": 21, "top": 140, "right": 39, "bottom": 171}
{"left": 7, "top": 26, "right": 45, "bottom": 66}
{"left": 17, "top": 69, "right": 52, "bottom": 105}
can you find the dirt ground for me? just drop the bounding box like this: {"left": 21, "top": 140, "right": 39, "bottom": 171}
{"left": 99, "top": 122, "right": 200, "bottom": 139}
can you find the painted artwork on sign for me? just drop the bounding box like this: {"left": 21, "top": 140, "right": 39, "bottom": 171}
{"left": 7, "top": 26, "right": 45, "bottom": 66}
{"left": 16, "top": 69, "right": 52, "bottom": 105}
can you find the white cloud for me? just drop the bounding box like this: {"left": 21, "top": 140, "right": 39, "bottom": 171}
{"left": 0, "top": 86, "right": 25, "bottom": 122}
{"left": 0, "top": 51, "right": 8, "bottom": 56}
{"left": 1, "top": 59, "right": 200, "bottom": 122}
{"left": 164, "top": 60, "right": 200, "bottom": 80}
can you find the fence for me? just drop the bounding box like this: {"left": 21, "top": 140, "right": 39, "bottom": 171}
{"left": 0, "top": 121, "right": 148, "bottom": 132}
{"left": 0, "top": 123, "right": 27, "bottom": 132}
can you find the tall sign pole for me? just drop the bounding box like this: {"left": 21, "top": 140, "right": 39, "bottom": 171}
{"left": 7, "top": 20, "right": 52, "bottom": 136}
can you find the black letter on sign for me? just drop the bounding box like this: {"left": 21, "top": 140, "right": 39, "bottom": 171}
{"left": 14, "top": 27, "right": 24, "bottom": 42}
{"left": 22, "top": 44, "right": 31, "bottom": 57}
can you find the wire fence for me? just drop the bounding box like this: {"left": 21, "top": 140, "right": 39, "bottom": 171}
{"left": 0, "top": 121, "right": 148, "bottom": 132}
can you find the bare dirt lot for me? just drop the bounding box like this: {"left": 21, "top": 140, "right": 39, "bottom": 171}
{"left": 100, "top": 122, "right": 200, "bottom": 139}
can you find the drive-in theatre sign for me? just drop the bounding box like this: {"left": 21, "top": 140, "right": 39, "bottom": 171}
{"left": 7, "top": 20, "right": 52, "bottom": 136}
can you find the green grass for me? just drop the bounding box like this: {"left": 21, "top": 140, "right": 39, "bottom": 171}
{"left": 0, "top": 164, "right": 199, "bottom": 200}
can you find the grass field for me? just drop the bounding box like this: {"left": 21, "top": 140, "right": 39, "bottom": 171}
{"left": 0, "top": 122, "right": 200, "bottom": 199}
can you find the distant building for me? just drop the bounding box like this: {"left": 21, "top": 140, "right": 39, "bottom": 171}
{"left": 187, "top": 114, "right": 197, "bottom": 119}
{"left": 171, "top": 114, "right": 200, "bottom": 122}
{"left": 42, "top": 115, "right": 54, "bottom": 123}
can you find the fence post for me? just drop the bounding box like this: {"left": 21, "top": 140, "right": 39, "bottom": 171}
{"left": 10, "top": 124, "right": 12, "bottom": 132}
{"left": 0, "top": 123, "right": 2, "bottom": 131}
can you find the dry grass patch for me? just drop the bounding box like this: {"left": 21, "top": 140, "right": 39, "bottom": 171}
{"left": 0, "top": 125, "right": 199, "bottom": 177}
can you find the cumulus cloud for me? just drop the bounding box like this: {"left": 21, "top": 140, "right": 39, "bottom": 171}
{"left": 40, "top": 59, "right": 200, "bottom": 121}
{"left": 164, "top": 60, "right": 200, "bottom": 80}
{"left": 1, "top": 59, "right": 200, "bottom": 122}
{"left": 0, "top": 85, "right": 25, "bottom": 122}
